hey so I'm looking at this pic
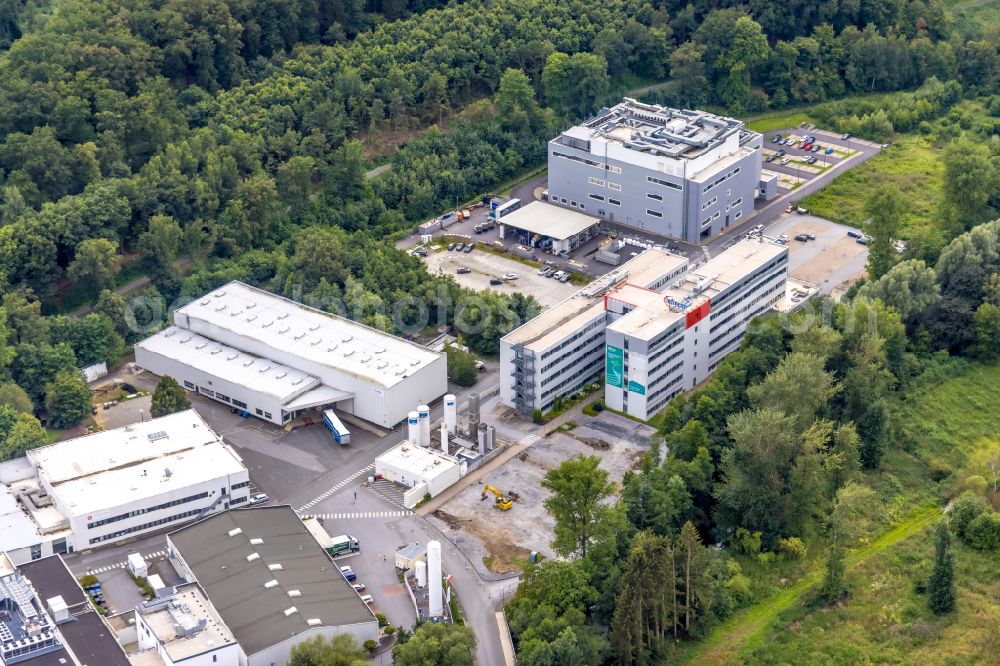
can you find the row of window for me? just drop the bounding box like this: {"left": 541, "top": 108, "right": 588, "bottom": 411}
{"left": 701, "top": 196, "right": 718, "bottom": 211}
{"left": 587, "top": 176, "right": 622, "bottom": 190}
{"left": 542, "top": 342, "right": 604, "bottom": 388}
{"left": 188, "top": 381, "right": 281, "bottom": 421}
{"left": 703, "top": 166, "right": 741, "bottom": 194}
{"left": 541, "top": 330, "right": 606, "bottom": 379}
{"left": 89, "top": 507, "right": 204, "bottom": 544}
{"left": 87, "top": 491, "right": 211, "bottom": 528}
{"left": 710, "top": 272, "right": 786, "bottom": 334}
{"left": 540, "top": 354, "right": 604, "bottom": 402}
{"left": 647, "top": 209, "right": 663, "bottom": 218}
{"left": 711, "top": 256, "right": 787, "bottom": 311}
{"left": 708, "top": 293, "right": 783, "bottom": 360}
{"left": 551, "top": 151, "right": 622, "bottom": 174}
{"left": 539, "top": 318, "right": 604, "bottom": 361}
{"left": 648, "top": 175, "right": 682, "bottom": 191}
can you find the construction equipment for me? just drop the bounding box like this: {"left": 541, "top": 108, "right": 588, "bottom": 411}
{"left": 481, "top": 484, "right": 513, "bottom": 511}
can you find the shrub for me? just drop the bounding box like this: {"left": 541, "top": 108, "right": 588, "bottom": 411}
{"left": 364, "top": 639, "right": 378, "bottom": 652}
{"left": 964, "top": 511, "right": 1000, "bottom": 551}
{"left": 384, "top": 625, "right": 395, "bottom": 636}
{"left": 964, "top": 474, "right": 988, "bottom": 496}
{"left": 532, "top": 408, "right": 544, "bottom": 424}
{"left": 376, "top": 612, "right": 388, "bottom": 627}
{"left": 79, "top": 574, "right": 98, "bottom": 588}
{"left": 732, "top": 528, "right": 762, "bottom": 556}
{"left": 950, "top": 491, "right": 987, "bottom": 541}
{"left": 778, "top": 537, "right": 807, "bottom": 559}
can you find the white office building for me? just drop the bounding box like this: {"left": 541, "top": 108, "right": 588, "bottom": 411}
{"left": 0, "top": 410, "right": 248, "bottom": 561}
{"left": 136, "top": 281, "right": 447, "bottom": 429}
{"left": 500, "top": 237, "right": 788, "bottom": 420}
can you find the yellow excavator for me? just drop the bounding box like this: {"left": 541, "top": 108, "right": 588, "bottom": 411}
{"left": 481, "top": 484, "right": 513, "bottom": 511}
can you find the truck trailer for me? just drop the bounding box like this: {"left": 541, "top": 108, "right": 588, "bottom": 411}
{"left": 323, "top": 409, "right": 351, "bottom": 445}
{"left": 303, "top": 517, "right": 361, "bottom": 557}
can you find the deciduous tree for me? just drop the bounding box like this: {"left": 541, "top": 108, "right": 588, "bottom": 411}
{"left": 542, "top": 455, "right": 616, "bottom": 559}
{"left": 151, "top": 376, "right": 192, "bottom": 417}
{"left": 44, "top": 370, "right": 90, "bottom": 428}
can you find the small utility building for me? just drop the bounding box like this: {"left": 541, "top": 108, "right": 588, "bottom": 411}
{"left": 375, "top": 442, "right": 462, "bottom": 508}
{"left": 500, "top": 201, "right": 600, "bottom": 254}
{"left": 136, "top": 281, "right": 447, "bottom": 428}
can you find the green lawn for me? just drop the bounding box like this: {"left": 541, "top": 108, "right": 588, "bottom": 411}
{"left": 799, "top": 134, "right": 944, "bottom": 237}
{"left": 746, "top": 112, "right": 814, "bottom": 134}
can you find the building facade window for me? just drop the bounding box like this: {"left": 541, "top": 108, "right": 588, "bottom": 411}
{"left": 588, "top": 176, "right": 605, "bottom": 187}
{"left": 183, "top": 381, "right": 195, "bottom": 390}
{"left": 646, "top": 209, "right": 663, "bottom": 218}
{"left": 589, "top": 194, "right": 605, "bottom": 201}
{"left": 701, "top": 196, "right": 718, "bottom": 211}
{"left": 647, "top": 175, "right": 682, "bottom": 190}
{"left": 608, "top": 182, "right": 622, "bottom": 191}
{"left": 609, "top": 198, "right": 621, "bottom": 206}
{"left": 647, "top": 193, "right": 662, "bottom": 201}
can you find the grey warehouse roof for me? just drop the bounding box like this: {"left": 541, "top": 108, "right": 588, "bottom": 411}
{"left": 168, "top": 506, "right": 375, "bottom": 656}
{"left": 176, "top": 281, "right": 442, "bottom": 389}
{"left": 500, "top": 201, "right": 599, "bottom": 240}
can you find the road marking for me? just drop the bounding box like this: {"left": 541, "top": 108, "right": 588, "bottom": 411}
{"left": 87, "top": 550, "right": 166, "bottom": 575}
{"left": 298, "top": 464, "right": 375, "bottom": 511}
{"left": 302, "top": 511, "right": 411, "bottom": 520}
{"left": 520, "top": 434, "right": 541, "bottom": 446}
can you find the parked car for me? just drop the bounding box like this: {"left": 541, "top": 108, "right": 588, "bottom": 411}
{"left": 825, "top": 147, "right": 834, "bottom": 155}
{"left": 503, "top": 272, "right": 518, "bottom": 281}
{"left": 352, "top": 583, "right": 367, "bottom": 593}
{"left": 770, "top": 135, "right": 781, "bottom": 143}
{"left": 454, "top": 242, "right": 465, "bottom": 252}
{"left": 841, "top": 132, "right": 851, "bottom": 140}
{"left": 847, "top": 230, "right": 863, "bottom": 239}
{"left": 447, "top": 242, "right": 456, "bottom": 251}
{"left": 777, "top": 234, "right": 790, "bottom": 243}
{"left": 557, "top": 249, "right": 571, "bottom": 258}
{"left": 489, "top": 278, "right": 503, "bottom": 285}
{"left": 559, "top": 273, "right": 571, "bottom": 283}
{"left": 475, "top": 360, "right": 486, "bottom": 372}
{"left": 780, "top": 158, "right": 790, "bottom": 165}
{"left": 805, "top": 233, "right": 816, "bottom": 240}
{"left": 765, "top": 155, "right": 775, "bottom": 163}
{"left": 777, "top": 149, "right": 786, "bottom": 156}
{"left": 751, "top": 224, "right": 765, "bottom": 235}
{"left": 461, "top": 209, "right": 471, "bottom": 219}
{"left": 856, "top": 236, "right": 868, "bottom": 245}
{"left": 249, "top": 493, "right": 269, "bottom": 506}
{"left": 456, "top": 267, "right": 471, "bottom": 274}
{"left": 811, "top": 145, "right": 821, "bottom": 153}
{"left": 464, "top": 242, "right": 475, "bottom": 253}
{"left": 537, "top": 265, "right": 550, "bottom": 275}
{"left": 360, "top": 594, "right": 374, "bottom": 605}
{"left": 807, "top": 156, "right": 818, "bottom": 164}
{"left": 794, "top": 234, "right": 809, "bottom": 242}
{"left": 340, "top": 566, "right": 357, "bottom": 582}
{"left": 551, "top": 270, "right": 566, "bottom": 280}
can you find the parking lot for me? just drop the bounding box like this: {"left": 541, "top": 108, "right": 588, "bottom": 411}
{"left": 758, "top": 128, "right": 876, "bottom": 198}
{"left": 422, "top": 243, "right": 579, "bottom": 309}
{"left": 428, "top": 411, "right": 656, "bottom": 572}
{"left": 765, "top": 213, "right": 869, "bottom": 294}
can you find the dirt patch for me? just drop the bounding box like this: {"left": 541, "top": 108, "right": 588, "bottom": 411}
{"left": 570, "top": 434, "right": 611, "bottom": 450}
{"left": 433, "top": 509, "right": 531, "bottom": 574}
{"left": 629, "top": 450, "right": 647, "bottom": 470}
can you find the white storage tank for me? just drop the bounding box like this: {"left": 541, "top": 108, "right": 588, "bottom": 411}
{"left": 407, "top": 411, "right": 419, "bottom": 445}
{"left": 417, "top": 404, "right": 430, "bottom": 447}
{"left": 415, "top": 560, "right": 427, "bottom": 588}
{"left": 443, "top": 394, "right": 457, "bottom": 433}
{"left": 428, "top": 540, "right": 443, "bottom": 617}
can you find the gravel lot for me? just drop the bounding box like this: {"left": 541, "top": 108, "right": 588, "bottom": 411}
{"left": 766, "top": 213, "right": 869, "bottom": 294}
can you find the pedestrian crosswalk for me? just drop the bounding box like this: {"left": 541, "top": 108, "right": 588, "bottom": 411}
{"left": 298, "top": 463, "right": 375, "bottom": 511}
{"left": 303, "top": 511, "right": 410, "bottom": 520}
{"left": 88, "top": 549, "right": 166, "bottom": 575}
{"left": 520, "top": 433, "right": 541, "bottom": 446}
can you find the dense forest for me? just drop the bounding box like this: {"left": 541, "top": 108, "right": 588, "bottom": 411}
{"left": 0, "top": 0, "right": 997, "bottom": 461}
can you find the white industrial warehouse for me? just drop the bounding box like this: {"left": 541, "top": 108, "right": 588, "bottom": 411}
{"left": 136, "top": 281, "right": 448, "bottom": 429}
{"left": 0, "top": 410, "right": 248, "bottom": 562}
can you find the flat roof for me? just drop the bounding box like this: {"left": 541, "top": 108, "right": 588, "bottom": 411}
{"left": 139, "top": 585, "right": 235, "bottom": 661}
{"left": 168, "top": 507, "right": 375, "bottom": 656}
{"left": 500, "top": 201, "right": 599, "bottom": 240}
{"left": 58, "top": 609, "right": 132, "bottom": 666}
{"left": 376, "top": 442, "right": 460, "bottom": 480}
{"left": 609, "top": 237, "right": 788, "bottom": 339}
{"left": 503, "top": 248, "right": 688, "bottom": 350}
{"left": 17, "top": 556, "right": 88, "bottom": 609}
{"left": 176, "top": 282, "right": 442, "bottom": 389}
{"left": 26, "top": 410, "right": 246, "bottom": 517}
{"left": 137, "top": 328, "right": 322, "bottom": 402}
{"left": 559, "top": 97, "right": 756, "bottom": 161}
{"left": 0, "top": 484, "right": 47, "bottom": 551}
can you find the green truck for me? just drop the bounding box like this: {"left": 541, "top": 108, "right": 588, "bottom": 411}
{"left": 303, "top": 517, "right": 360, "bottom": 557}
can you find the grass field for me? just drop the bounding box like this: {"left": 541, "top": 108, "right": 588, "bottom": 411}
{"left": 746, "top": 112, "right": 814, "bottom": 134}
{"left": 682, "top": 361, "right": 1000, "bottom": 665}
{"left": 798, "top": 134, "right": 944, "bottom": 237}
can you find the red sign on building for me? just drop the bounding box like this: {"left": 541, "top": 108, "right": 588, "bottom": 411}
{"left": 685, "top": 299, "right": 711, "bottom": 328}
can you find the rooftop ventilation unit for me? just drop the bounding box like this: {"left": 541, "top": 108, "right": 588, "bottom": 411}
{"left": 210, "top": 348, "right": 222, "bottom": 354}
{"left": 243, "top": 359, "right": 254, "bottom": 367}
{"left": 287, "top": 590, "right": 301, "bottom": 597}
{"left": 264, "top": 579, "right": 279, "bottom": 589}
{"left": 147, "top": 430, "right": 168, "bottom": 442}
{"left": 293, "top": 332, "right": 306, "bottom": 340}
{"left": 164, "top": 329, "right": 176, "bottom": 337}
{"left": 200, "top": 299, "right": 210, "bottom": 305}
{"left": 246, "top": 553, "right": 260, "bottom": 562}
{"left": 268, "top": 563, "right": 283, "bottom": 571}
{"left": 195, "top": 342, "right": 207, "bottom": 349}
{"left": 278, "top": 326, "right": 290, "bottom": 334}
{"left": 342, "top": 335, "right": 353, "bottom": 343}
{"left": 258, "top": 365, "right": 271, "bottom": 373}
{"left": 343, "top": 350, "right": 355, "bottom": 357}
{"left": 215, "top": 304, "right": 227, "bottom": 312}
{"left": 262, "top": 321, "right": 273, "bottom": 328}
{"left": 307, "top": 618, "right": 322, "bottom": 626}
{"left": 214, "top": 291, "right": 226, "bottom": 297}
{"left": 275, "top": 372, "right": 287, "bottom": 379}
{"left": 326, "top": 345, "right": 339, "bottom": 352}
{"left": 228, "top": 528, "right": 243, "bottom": 537}
{"left": 283, "top": 607, "right": 298, "bottom": 617}
{"left": 180, "top": 336, "right": 192, "bottom": 344}
{"left": 230, "top": 309, "right": 242, "bottom": 317}
{"left": 226, "top": 353, "right": 238, "bottom": 361}
{"left": 245, "top": 303, "right": 256, "bottom": 309}
{"left": 250, "top": 538, "right": 263, "bottom": 545}
{"left": 309, "top": 324, "right": 319, "bottom": 331}
{"left": 277, "top": 313, "right": 288, "bottom": 320}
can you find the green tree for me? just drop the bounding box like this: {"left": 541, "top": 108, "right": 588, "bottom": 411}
{"left": 669, "top": 41, "right": 709, "bottom": 108}
{"left": 940, "top": 140, "right": 998, "bottom": 233}
{"left": 12, "top": 342, "right": 77, "bottom": 406}
{"left": 863, "top": 185, "right": 907, "bottom": 279}
{"left": 0, "top": 382, "right": 33, "bottom": 414}
{"left": 393, "top": 622, "right": 475, "bottom": 666}
{"left": 44, "top": 370, "right": 91, "bottom": 428}
{"left": 420, "top": 72, "right": 448, "bottom": 124}
{"left": 288, "top": 633, "right": 368, "bottom": 666}
{"left": 964, "top": 511, "right": 1000, "bottom": 551}
{"left": 1, "top": 412, "right": 48, "bottom": 460}
{"left": 747, "top": 352, "right": 837, "bottom": 431}
{"left": 949, "top": 491, "right": 987, "bottom": 542}
{"left": 138, "top": 215, "right": 183, "bottom": 264}
{"left": 495, "top": 68, "right": 543, "bottom": 133}
{"left": 819, "top": 546, "right": 847, "bottom": 604}
{"left": 542, "top": 52, "right": 610, "bottom": 117}
{"left": 444, "top": 345, "right": 477, "bottom": 387}
{"left": 67, "top": 238, "right": 120, "bottom": 293}
{"left": 856, "top": 259, "right": 940, "bottom": 326}
{"left": 150, "top": 376, "right": 191, "bottom": 417}
{"left": 972, "top": 302, "right": 1000, "bottom": 361}
{"left": 542, "top": 455, "right": 616, "bottom": 559}
{"left": 829, "top": 482, "right": 880, "bottom": 547}
{"left": 927, "top": 522, "right": 956, "bottom": 614}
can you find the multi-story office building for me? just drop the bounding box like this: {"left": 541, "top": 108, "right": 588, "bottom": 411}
{"left": 500, "top": 249, "right": 690, "bottom": 417}
{"left": 500, "top": 237, "right": 788, "bottom": 420}
{"left": 604, "top": 238, "right": 788, "bottom": 419}
{"left": 547, "top": 98, "right": 763, "bottom": 243}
